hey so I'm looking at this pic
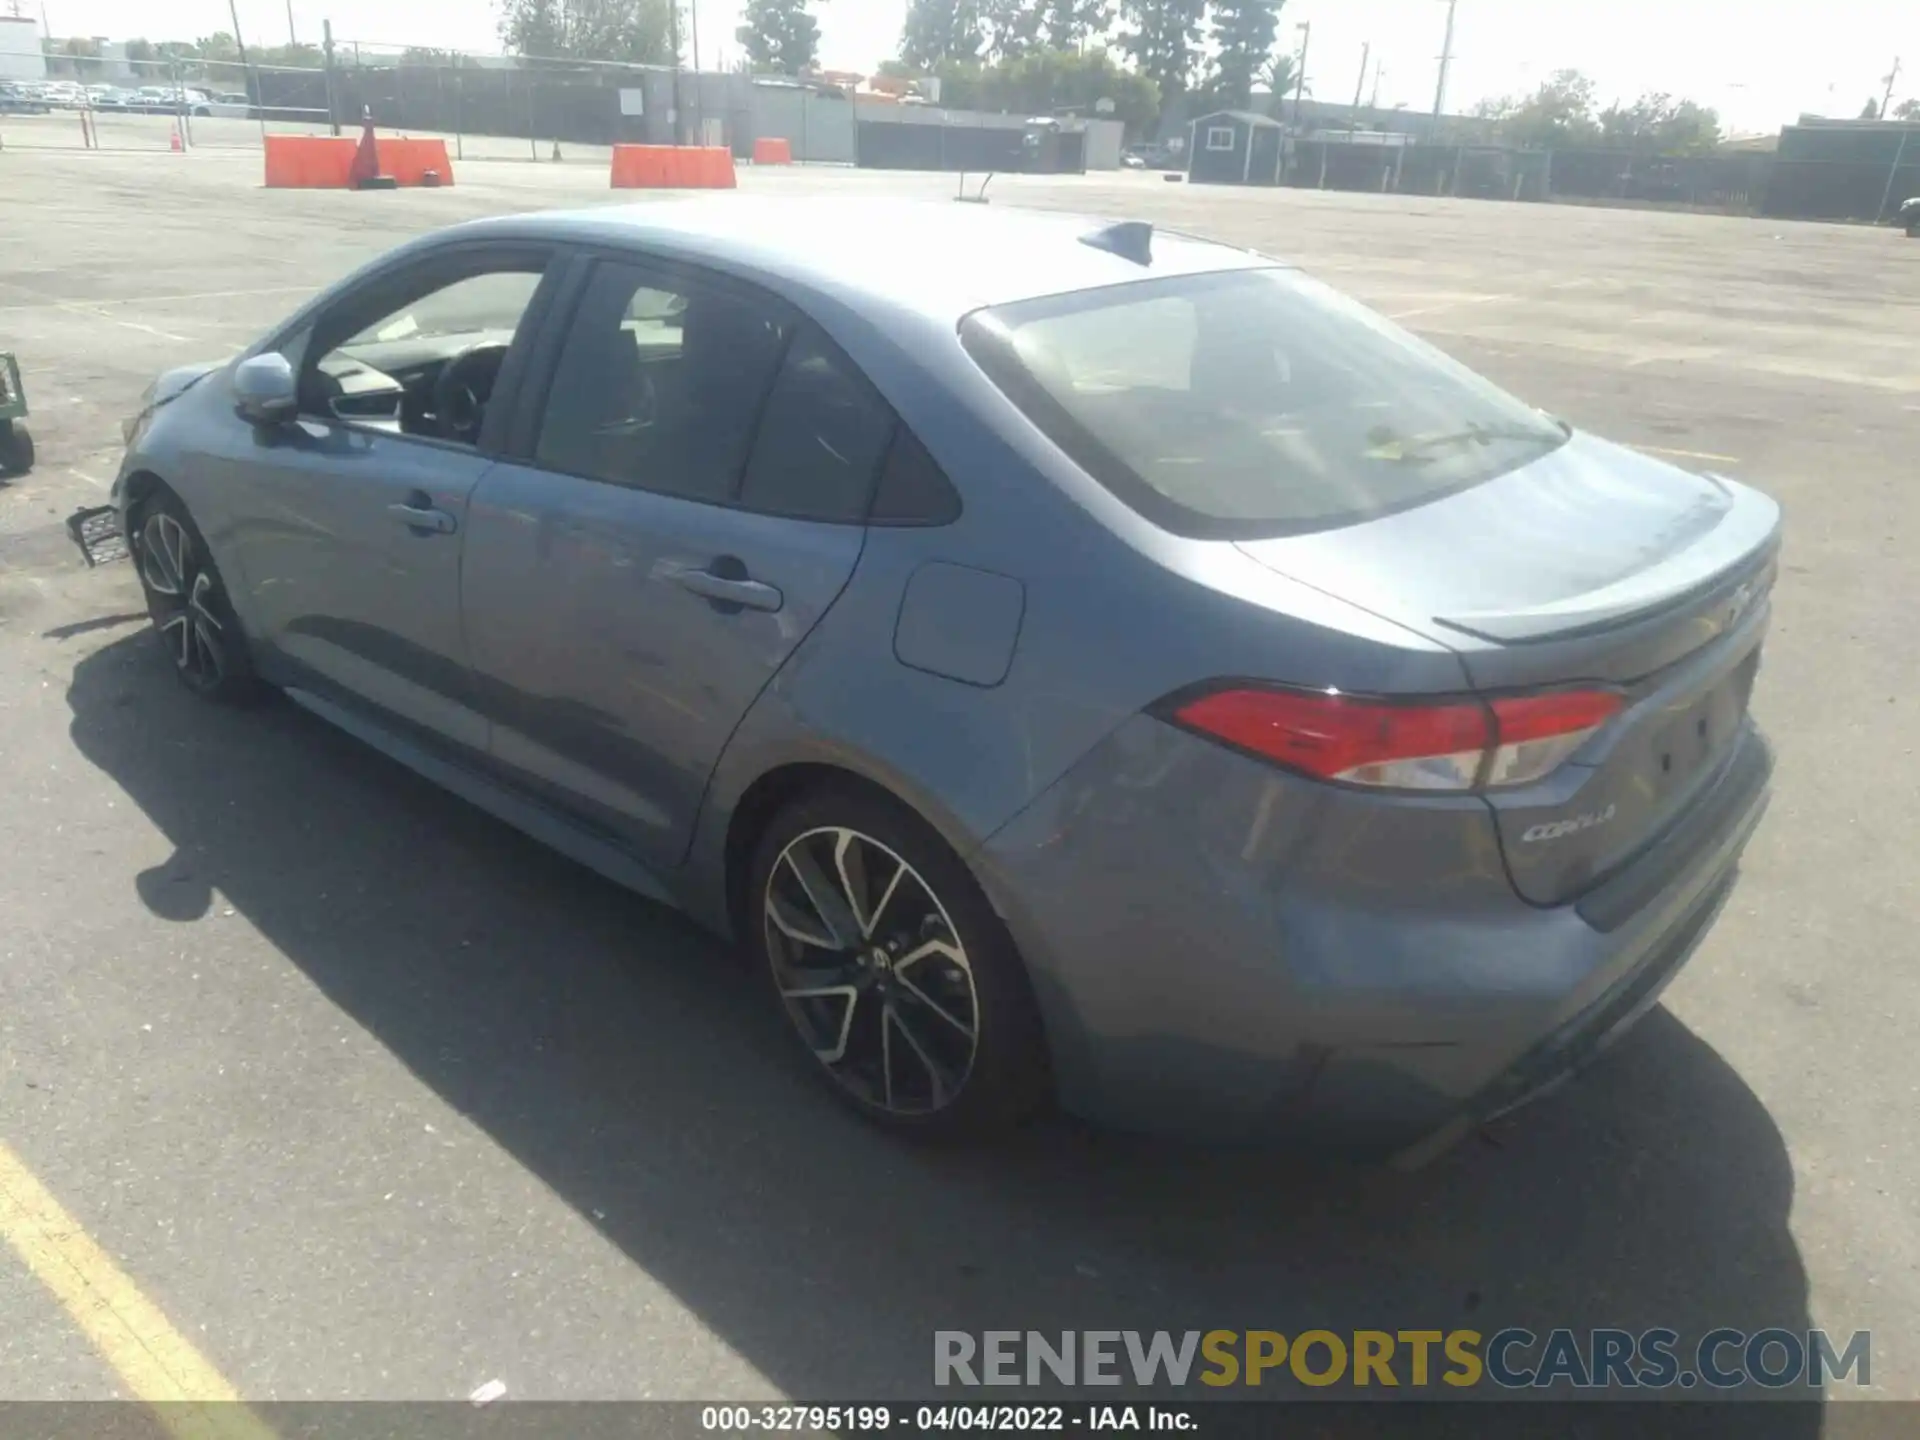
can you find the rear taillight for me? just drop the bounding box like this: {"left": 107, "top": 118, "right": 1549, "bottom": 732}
{"left": 1169, "top": 686, "right": 1622, "bottom": 792}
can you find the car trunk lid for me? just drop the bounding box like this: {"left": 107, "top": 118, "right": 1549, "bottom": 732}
{"left": 1237, "top": 432, "right": 1781, "bottom": 906}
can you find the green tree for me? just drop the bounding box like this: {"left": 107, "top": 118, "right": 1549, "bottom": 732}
{"left": 900, "top": 0, "right": 984, "bottom": 68}
{"left": 1474, "top": 69, "right": 1600, "bottom": 148}
{"left": 1896, "top": 97, "right": 1920, "bottom": 121}
{"left": 1858, "top": 97, "right": 1879, "bottom": 120}
{"left": 1597, "top": 92, "right": 1721, "bottom": 154}
{"left": 1040, "top": 0, "right": 1111, "bottom": 50}
{"left": 194, "top": 30, "right": 243, "bottom": 62}
{"left": 500, "top": 0, "right": 676, "bottom": 64}
{"left": 1205, "top": 0, "right": 1281, "bottom": 112}
{"left": 1118, "top": 0, "right": 1205, "bottom": 105}
{"left": 124, "top": 38, "right": 156, "bottom": 63}
{"left": 982, "top": 0, "right": 1044, "bottom": 62}
{"left": 736, "top": 0, "right": 821, "bottom": 73}
{"left": 917, "top": 46, "right": 1158, "bottom": 135}
{"left": 61, "top": 35, "right": 102, "bottom": 77}
{"left": 257, "top": 42, "right": 325, "bottom": 68}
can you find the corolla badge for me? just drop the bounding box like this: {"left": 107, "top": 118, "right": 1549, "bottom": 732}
{"left": 1522, "top": 805, "right": 1617, "bottom": 843}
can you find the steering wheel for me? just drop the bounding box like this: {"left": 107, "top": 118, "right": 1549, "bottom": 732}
{"left": 432, "top": 341, "right": 511, "bottom": 444}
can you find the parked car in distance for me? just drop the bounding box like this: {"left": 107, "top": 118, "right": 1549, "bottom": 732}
{"left": 112, "top": 199, "right": 1779, "bottom": 1157}
{"left": 1900, "top": 195, "right": 1920, "bottom": 238}
{"left": 208, "top": 92, "right": 255, "bottom": 119}
{"left": 0, "top": 81, "right": 51, "bottom": 113}
{"left": 129, "top": 85, "right": 211, "bottom": 114}
{"left": 40, "top": 80, "right": 88, "bottom": 108}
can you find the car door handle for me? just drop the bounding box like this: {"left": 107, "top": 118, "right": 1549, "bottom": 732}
{"left": 672, "top": 567, "right": 784, "bottom": 612}
{"left": 388, "top": 502, "right": 457, "bottom": 535}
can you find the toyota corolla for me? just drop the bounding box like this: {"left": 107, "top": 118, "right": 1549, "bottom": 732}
{"left": 113, "top": 198, "right": 1777, "bottom": 1157}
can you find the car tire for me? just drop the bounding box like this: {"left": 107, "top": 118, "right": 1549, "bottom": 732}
{"left": 130, "top": 488, "right": 263, "bottom": 705}
{"left": 746, "top": 783, "right": 1050, "bottom": 1139}
{"left": 0, "top": 419, "right": 32, "bottom": 476}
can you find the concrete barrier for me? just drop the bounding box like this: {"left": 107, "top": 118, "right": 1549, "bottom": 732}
{"left": 610, "top": 144, "right": 737, "bottom": 189}
{"left": 752, "top": 137, "right": 793, "bottom": 165}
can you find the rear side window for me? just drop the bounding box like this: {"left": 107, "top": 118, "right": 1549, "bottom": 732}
{"left": 960, "top": 267, "right": 1567, "bottom": 540}
{"left": 869, "top": 426, "right": 963, "bottom": 526}
{"left": 737, "top": 325, "right": 895, "bottom": 523}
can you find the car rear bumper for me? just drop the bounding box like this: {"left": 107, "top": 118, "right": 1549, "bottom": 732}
{"left": 976, "top": 713, "right": 1772, "bottom": 1158}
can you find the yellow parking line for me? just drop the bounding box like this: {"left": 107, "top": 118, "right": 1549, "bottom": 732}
{"left": 0, "top": 1137, "right": 277, "bottom": 1440}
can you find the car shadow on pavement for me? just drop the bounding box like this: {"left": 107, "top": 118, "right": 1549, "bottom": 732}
{"left": 67, "top": 631, "right": 1819, "bottom": 1429}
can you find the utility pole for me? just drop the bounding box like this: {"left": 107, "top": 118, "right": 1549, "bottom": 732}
{"left": 1370, "top": 61, "right": 1384, "bottom": 110}
{"left": 1432, "top": 0, "right": 1457, "bottom": 118}
{"left": 286, "top": 0, "right": 297, "bottom": 45}
{"left": 226, "top": 0, "right": 253, "bottom": 71}
{"left": 669, "top": 0, "right": 682, "bottom": 143}
{"left": 1352, "top": 41, "right": 1370, "bottom": 112}
{"left": 1292, "top": 21, "right": 1310, "bottom": 128}
{"left": 1882, "top": 57, "right": 1901, "bottom": 121}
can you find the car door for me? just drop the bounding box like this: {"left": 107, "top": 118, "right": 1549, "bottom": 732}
{"left": 213, "top": 243, "right": 562, "bottom": 753}
{"left": 460, "top": 255, "right": 896, "bottom": 871}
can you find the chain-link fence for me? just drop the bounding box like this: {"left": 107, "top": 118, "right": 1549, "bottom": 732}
{"left": 0, "top": 56, "right": 329, "bottom": 152}
{"left": 1253, "top": 138, "right": 1778, "bottom": 215}
{"left": 0, "top": 41, "right": 743, "bottom": 160}
{"left": 1761, "top": 123, "right": 1919, "bottom": 223}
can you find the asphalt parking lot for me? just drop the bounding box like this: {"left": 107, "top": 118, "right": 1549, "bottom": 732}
{"left": 0, "top": 147, "right": 1916, "bottom": 1416}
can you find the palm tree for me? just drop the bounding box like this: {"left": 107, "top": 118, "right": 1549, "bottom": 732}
{"left": 1263, "top": 51, "right": 1306, "bottom": 118}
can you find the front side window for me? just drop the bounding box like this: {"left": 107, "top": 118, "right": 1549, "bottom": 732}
{"left": 1205, "top": 126, "right": 1236, "bottom": 151}
{"left": 535, "top": 262, "right": 792, "bottom": 504}
{"left": 961, "top": 267, "right": 1567, "bottom": 539}
{"left": 305, "top": 259, "right": 548, "bottom": 447}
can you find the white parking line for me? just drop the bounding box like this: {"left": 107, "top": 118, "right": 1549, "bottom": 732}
{"left": 0, "top": 285, "right": 313, "bottom": 315}
{"left": 1386, "top": 293, "right": 1518, "bottom": 321}
{"left": 53, "top": 302, "right": 194, "bottom": 344}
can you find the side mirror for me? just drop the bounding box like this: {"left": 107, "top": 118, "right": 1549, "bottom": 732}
{"left": 233, "top": 353, "right": 298, "bottom": 426}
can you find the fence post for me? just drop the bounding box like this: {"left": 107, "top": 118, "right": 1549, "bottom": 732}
{"left": 453, "top": 61, "right": 464, "bottom": 161}
{"left": 173, "top": 59, "right": 191, "bottom": 148}
{"left": 323, "top": 20, "right": 340, "bottom": 135}
{"left": 528, "top": 76, "right": 538, "bottom": 161}
{"left": 1876, "top": 125, "right": 1913, "bottom": 224}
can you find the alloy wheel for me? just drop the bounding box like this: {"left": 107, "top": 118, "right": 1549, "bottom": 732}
{"left": 763, "top": 826, "right": 981, "bottom": 1116}
{"left": 139, "top": 510, "right": 227, "bottom": 689}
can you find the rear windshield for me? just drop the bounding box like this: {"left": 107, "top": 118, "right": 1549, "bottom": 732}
{"left": 960, "top": 267, "right": 1567, "bottom": 539}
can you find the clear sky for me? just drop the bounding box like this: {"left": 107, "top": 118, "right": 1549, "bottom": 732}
{"left": 28, "top": 0, "right": 1920, "bottom": 133}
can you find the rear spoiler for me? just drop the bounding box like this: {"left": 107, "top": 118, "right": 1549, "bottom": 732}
{"left": 1433, "top": 483, "right": 1782, "bottom": 644}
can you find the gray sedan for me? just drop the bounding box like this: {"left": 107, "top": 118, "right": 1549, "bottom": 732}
{"left": 113, "top": 198, "right": 1778, "bottom": 1157}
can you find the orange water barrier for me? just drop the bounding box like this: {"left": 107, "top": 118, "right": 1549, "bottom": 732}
{"left": 264, "top": 135, "right": 455, "bottom": 189}
{"left": 751, "top": 137, "right": 793, "bottom": 165}
{"left": 610, "top": 144, "right": 737, "bottom": 189}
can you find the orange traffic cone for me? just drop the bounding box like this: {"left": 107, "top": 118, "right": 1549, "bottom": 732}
{"left": 169, "top": 119, "right": 184, "bottom": 152}
{"left": 348, "top": 106, "right": 382, "bottom": 187}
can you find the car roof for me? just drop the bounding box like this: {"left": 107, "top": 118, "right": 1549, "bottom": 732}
{"left": 450, "top": 196, "right": 1280, "bottom": 322}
